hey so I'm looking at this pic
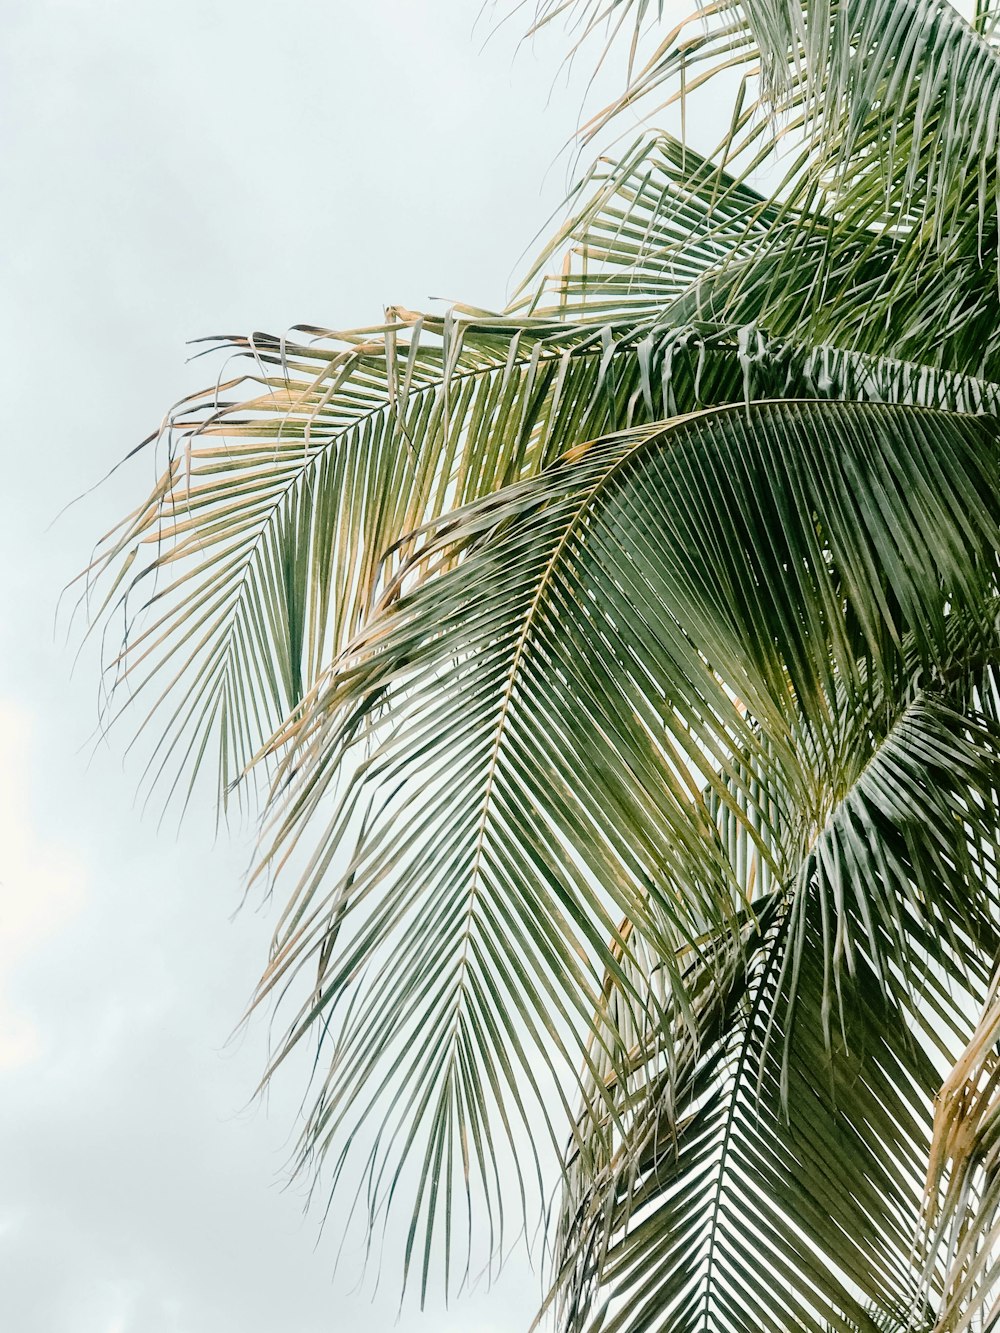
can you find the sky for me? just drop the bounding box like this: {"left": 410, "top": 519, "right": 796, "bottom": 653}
{"left": 0, "top": 4, "right": 720, "bottom": 1331}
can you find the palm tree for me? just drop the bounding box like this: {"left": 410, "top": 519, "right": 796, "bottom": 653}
{"left": 84, "top": 1, "right": 1000, "bottom": 1329}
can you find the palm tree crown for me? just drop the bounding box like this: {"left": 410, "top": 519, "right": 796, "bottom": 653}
{"left": 84, "top": 2, "right": 1000, "bottom": 1329}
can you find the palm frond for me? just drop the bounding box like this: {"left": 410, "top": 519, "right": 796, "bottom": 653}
{"left": 514, "top": 125, "right": 1000, "bottom": 376}
{"left": 511, "top": 135, "right": 781, "bottom": 323}
{"left": 528, "top": 0, "right": 1000, "bottom": 373}
{"left": 80, "top": 312, "right": 742, "bottom": 808}
{"left": 924, "top": 952, "right": 1000, "bottom": 1333}
{"left": 240, "top": 397, "right": 1000, "bottom": 1306}
{"left": 85, "top": 7, "right": 1000, "bottom": 1311}
{"left": 550, "top": 685, "right": 1000, "bottom": 1332}
{"left": 82, "top": 257, "right": 1000, "bottom": 817}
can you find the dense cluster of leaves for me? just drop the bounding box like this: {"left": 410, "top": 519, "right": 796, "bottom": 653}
{"left": 85, "top": 1, "right": 1000, "bottom": 1329}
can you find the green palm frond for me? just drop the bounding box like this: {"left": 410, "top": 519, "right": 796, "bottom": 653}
{"left": 516, "top": 124, "right": 1000, "bottom": 375}
{"left": 82, "top": 312, "right": 742, "bottom": 807}
{"left": 511, "top": 135, "right": 781, "bottom": 323}
{"left": 533, "top": 0, "right": 1000, "bottom": 225}
{"left": 82, "top": 280, "right": 1000, "bottom": 815}
{"left": 557, "top": 911, "right": 948, "bottom": 1332}
{"left": 529, "top": 0, "right": 1000, "bottom": 371}
{"left": 87, "top": 2, "right": 1000, "bottom": 1325}
{"left": 239, "top": 398, "right": 1000, "bottom": 1309}
{"left": 552, "top": 688, "right": 1000, "bottom": 1332}
{"left": 84, "top": 81, "right": 1000, "bottom": 813}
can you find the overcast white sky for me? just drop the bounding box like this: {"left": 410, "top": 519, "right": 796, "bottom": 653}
{"left": 0, "top": 4, "right": 721, "bottom": 1330}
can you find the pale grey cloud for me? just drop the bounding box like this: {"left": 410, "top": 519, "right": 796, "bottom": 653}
{"left": 0, "top": 4, "right": 716, "bottom": 1330}
{"left": 0, "top": 703, "right": 87, "bottom": 1071}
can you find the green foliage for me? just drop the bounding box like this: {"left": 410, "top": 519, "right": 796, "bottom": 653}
{"left": 86, "top": 2, "right": 1000, "bottom": 1329}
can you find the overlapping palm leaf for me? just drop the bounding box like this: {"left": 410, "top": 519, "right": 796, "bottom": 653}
{"left": 244, "top": 399, "right": 1000, "bottom": 1317}
{"left": 528, "top": 0, "right": 1000, "bottom": 372}
{"left": 87, "top": 0, "right": 1000, "bottom": 1326}
{"left": 517, "top": 122, "right": 1000, "bottom": 375}
{"left": 82, "top": 312, "right": 742, "bottom": 807}
{"left": 84, "top": 121, "right": 1000, "bottom": 812}
{"left": 551, "top": 688, "right": 1000, "bottom": 1332}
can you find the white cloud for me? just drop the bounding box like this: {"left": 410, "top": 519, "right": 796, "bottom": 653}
{"left": 0, "top": 2, "right": 732, "bottom": 1328}
{"left": 0, "top": 701, "right": 87, "bottom": 1071}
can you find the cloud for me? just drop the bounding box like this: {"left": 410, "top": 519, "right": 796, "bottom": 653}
{"left": 0, "top": 701, "right": 87, "bottom": 1071}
